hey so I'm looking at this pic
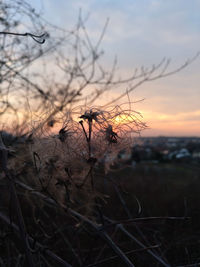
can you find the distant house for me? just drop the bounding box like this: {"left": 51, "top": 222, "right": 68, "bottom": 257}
{"left": 175, "top": 148, "right": 191, "bottom": 159}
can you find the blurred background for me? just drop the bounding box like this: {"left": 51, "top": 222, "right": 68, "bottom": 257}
{"left": 28, "top": 0, "right": 200, "bottom": 137}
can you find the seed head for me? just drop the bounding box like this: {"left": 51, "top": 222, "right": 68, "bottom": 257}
{"left": 105, "top": 125, "right": 118, "bottom": 144}
{"left": 80, "top": 110, "right": 100, "bottom": 122}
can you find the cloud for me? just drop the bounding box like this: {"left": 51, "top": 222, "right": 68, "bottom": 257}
{"left": 141, "top": 109, "right": 200, "bottom": 136}
{"left": 141, "top": 109, "right": 200, "bottom": 123}
{"left": 28, "top": 0, "right": 200, "bottom": 136}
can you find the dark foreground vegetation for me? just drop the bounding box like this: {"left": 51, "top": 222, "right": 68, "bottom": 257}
{"left": 0, "top": 157, "right": 200, "bottom": 266}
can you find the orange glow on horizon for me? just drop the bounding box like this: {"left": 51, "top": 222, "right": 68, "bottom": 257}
{"left": 140, "top": 109, "right": 200, "bottom": 137}
{"left": 1, "top": 104, "right": 200, "bottom": 137}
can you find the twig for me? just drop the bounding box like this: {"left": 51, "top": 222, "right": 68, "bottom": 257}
{"left": 0, "top": 211, "right": 72, "bottom": 267}
{"left": 11, "top": 179, "right": 172, "bottom": 267}
{"left": 103, "top": 52, "right": 200, "bottom": 107}
{"left": 0, "top": 135, "right": 35, "bottom": 267}
{"left": 176, "top": 263, "right": 200, "bottom": 267}
{"left": 0, "top": 32, "right": 46, "bottom": 44}
{"left": 86, "top": 244, "right": 161, "bottom": 267}
{"left": 101, "top": 216, "right": 190, "bottom": 229}
{"left": 113, "top": 182, "right": 132, "bottom": 218}
{"left": 103, "top": 215, "right": 170, "bottom": 267}
{"left": 14, "top": 179, "right": 135, "bottom": 266}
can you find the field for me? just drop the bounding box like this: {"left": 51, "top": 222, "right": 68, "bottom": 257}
{"left": 95, "top": 162, "right": 200, "bottom": 266}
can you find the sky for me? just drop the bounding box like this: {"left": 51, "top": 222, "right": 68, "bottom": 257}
{"left": 28, "top": 0, "right": 200, "bottom": 136}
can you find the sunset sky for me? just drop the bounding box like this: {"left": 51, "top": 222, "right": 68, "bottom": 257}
{"left": 29, "top": 0, "right": 200, "bottom": 136}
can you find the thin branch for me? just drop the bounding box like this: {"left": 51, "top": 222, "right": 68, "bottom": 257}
{"left": 86, "top": 244, "right": 161, "bottom": 267}
{"left": 103, "top": 52, "right": 200, "bottom": 107}
{"left": 0, "top": 135, "right": 35, "bottom": 267}
{"left": 103, "top": 215, "right": 170, "bottom": 267}
{"left": 14, "top": 179, "right": 135, "bottom": 267}
{"left": 0, "top": 32, "right": 46, "bottom": 44}
{"left": 0, "top": 211, "right": 72, "bottom": 267}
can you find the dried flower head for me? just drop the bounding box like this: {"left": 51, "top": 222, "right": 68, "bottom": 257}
{"left": 105, "top": 125, "right": 118, "bottom": 144}
{"left": 47, "top": 119, "right": 56, "bottom": 127}
{"left": 58, "top": 126, "right": 69, "bottom": 142}
{"left": 80, "top": 110, "right": 100, "bottom": 122}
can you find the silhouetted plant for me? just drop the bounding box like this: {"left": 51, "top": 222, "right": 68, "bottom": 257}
{"left": 0, "top": 1, "right": 199, "bottom": 266}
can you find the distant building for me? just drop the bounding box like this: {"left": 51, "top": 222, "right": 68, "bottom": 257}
{"left": 175, "top": 148, "right": 191, "bottom": 159}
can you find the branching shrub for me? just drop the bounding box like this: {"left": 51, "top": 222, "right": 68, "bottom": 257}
{"left": 0, "top": 1, "right": 199, "bottom": 266}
